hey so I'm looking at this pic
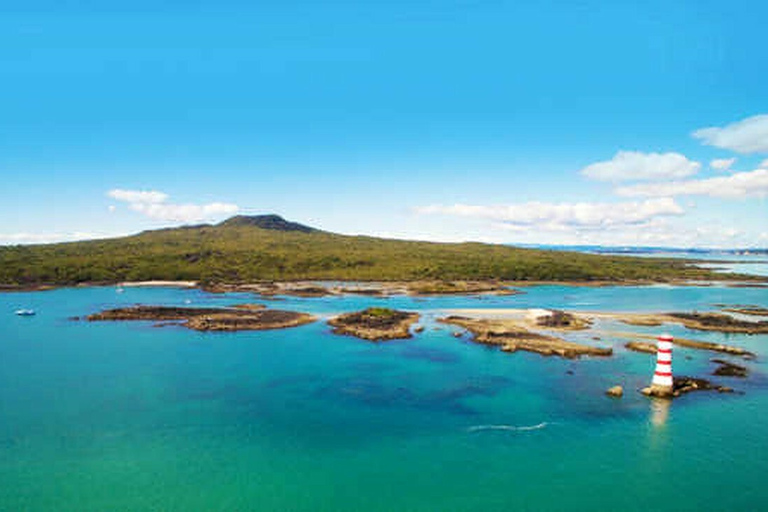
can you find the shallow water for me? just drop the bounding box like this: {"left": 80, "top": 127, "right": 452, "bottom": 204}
{"left": 1, "top": 285, "right": 767, "bottom": 511}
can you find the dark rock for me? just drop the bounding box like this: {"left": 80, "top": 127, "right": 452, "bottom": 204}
{"left": 711, "top": 359, "right": 749, "bottom": 378}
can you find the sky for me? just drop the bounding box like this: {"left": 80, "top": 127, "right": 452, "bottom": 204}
{"left": 1, "top": 0, "right": 766, "bottom": 248}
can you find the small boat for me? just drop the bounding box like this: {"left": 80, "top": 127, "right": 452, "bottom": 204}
{"left": 15, "top": 309, "right": 36, "bottom": 316}
{"left": 116, "top": 287, "right": 125, "bottom": 293}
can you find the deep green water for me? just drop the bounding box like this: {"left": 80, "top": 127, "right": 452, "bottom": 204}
{"left": 2, "top": 284, "right": 768, "bottom": 511}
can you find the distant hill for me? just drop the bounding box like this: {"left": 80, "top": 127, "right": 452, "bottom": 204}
{"left": 218, "top": 214, "right": 318, "bottom": 233}
{"left": 0, "top": 214, "right": 755, "bottom": 287}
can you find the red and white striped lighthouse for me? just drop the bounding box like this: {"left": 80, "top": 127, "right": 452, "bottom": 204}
{"left": 650, "top": 334, "right": 674, "bottom": 396}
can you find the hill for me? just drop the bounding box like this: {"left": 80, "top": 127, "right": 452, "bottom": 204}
{"left": 217, "top": 214, "right": 318, "bottom": 233}
{"left": 0, "top": 215, "right": 755, "bottom": 287}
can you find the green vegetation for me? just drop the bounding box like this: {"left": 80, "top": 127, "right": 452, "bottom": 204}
{"left": 365, "top": 307, "right": 398, "bottom": 318}
{"left": 0, "top": 215, "right": 757, "bottom": 287}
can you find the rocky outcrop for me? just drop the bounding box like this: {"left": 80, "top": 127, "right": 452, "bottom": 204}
{"left": 625, "top": 341, "right": 657, "bottom": 354}
{"left": 439, "top": 316, "right": 612, "bottom": 359}
{"left": 606, "top": 385, "right": 623, "bottom": 398}
{"left": 641, "top": 376, "right": 735, "bottom": 399}
{"left": 328, "top": 308, "right": 420, "bottom": 341}
{"left": 616, "top": 312, "right": 768, "bottom": 334}
{"left": 535, "top": 310, "right": 592, "bottom": 330}
{"left": 87, "top": 305, "right": 315, "bottom": 332}
{"left": 667, "top": 312, "right": 768, "bottom": 334}
{"left": 186, "top": 309, "right": 315, "bottom": 331}
{"left": 721, "top": 306, "right": 768, "bottom": 316}
{"left": 87, "top": 306, "right": 226, "bottom": 321}
{"left": 711, "top": 359, "right": 749, "bottom": 378}
{"left": 618, "top": 332, "right": 754, "bottom": 358}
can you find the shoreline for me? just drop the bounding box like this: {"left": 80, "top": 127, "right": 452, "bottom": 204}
{"left": 118, "top": 280, "right": 199, "bottom": 288}
{"left": 2, "top": 275, "right": 767, "bottom": 294}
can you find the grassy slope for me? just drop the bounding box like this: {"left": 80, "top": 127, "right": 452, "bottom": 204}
{"left": 0, "top": 221, "right": 747, "bottom": 286}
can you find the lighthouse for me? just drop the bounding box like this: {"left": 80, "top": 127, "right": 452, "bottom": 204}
{"left": 648, "top": 334, "right": 674, "bottom": 397}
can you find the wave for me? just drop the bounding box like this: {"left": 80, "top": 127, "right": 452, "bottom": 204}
{"left": 467, "top": 422, "right": 549, "bottom": 432}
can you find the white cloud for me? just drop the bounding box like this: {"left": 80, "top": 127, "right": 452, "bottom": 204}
{"left": 580, "top": 151, "right": 701, "bottom": 182}
{"left": 616, "top": 168, "right": 768, "bottom": 199}
{"left": 692, "top": 114, "right": 768, "bottom": 154}
{"left": 107, "top": 188, "right": 239, "bottom": 222}
{"left": 0, "top": 232, "right": 106, "bottom": 245}
{"left": 107, "top": 189, "right": 168, "bottom": 204}
{"left": 414, "top": 197, "right": 684, "bottom": 231}
{"left": 710, "top": 158, "right": 736, "bottom": 171}
{"left": 760, "top": 159, "right": 768, "bottom": 169}
{"left": 128, "top": 201, "right": 239, "bottom": 222}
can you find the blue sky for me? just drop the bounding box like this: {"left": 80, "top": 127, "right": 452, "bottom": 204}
{"left": 1, "top": 0, "right": 766, "bottom": 247}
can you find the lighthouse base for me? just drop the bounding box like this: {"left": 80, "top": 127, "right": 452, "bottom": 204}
{"left": 641, "top": 383, "right": 674, "bottom": 398}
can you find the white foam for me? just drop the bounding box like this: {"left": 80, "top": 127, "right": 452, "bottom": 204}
{"left": 467, "top": 422, "right": 549, "bottom": 432}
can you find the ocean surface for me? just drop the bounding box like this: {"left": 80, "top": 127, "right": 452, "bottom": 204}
{"left": 2, "top": 283, "right": 768, "bottom": 511}
{"left": 592, "top": 249, "right": 768, "bottom": 277}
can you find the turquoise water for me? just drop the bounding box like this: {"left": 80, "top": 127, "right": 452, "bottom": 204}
{"left": 2, "top": 285, "right": 768, "bottom": 511}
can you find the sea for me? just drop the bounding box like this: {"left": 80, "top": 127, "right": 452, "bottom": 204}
{"left": 2, "top": 275, "right": 768, "bottom": 510}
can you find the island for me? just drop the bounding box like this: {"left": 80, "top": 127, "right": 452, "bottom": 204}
{"left": 86, "top": 304, "right": 315, "bottom": 332}
{"left": 2, "top": 214, "right": 763, "bottom": 290}
{"left": 328, "top": 307, "right": 420, "bottom": 341}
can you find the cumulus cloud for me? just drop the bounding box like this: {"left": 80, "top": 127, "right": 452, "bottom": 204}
{"left": 107, "top": 188, "right": 239, "bottom": 222}
{"left": 414, "top": 197, "right": 684, "bottom": 231}
{"left": 692, "top": 114, "right": 768, "bottom": 154}
{"left": 580, "top": 151, "right": 701, "bottom": 182}
{"left": 616, "top": 168, "right": 768, "bottom": 199}
{"left": 710, "top": 158, "right": 736, "bottom": 171}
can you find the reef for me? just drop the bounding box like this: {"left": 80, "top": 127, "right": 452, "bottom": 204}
{"left": 328, "top": 307, "right": 420, "bottom": 341}
{"left": 619, "top": 333, "right": 754, "bottom": 358}
{"left": 439, "top": 315, "right": 612, "bottom": 359}
{"left": 613, "top": 311, "right": 768, "bottom": 334}
{"left": 86, "top": 305, "right": 315, "bottom": 331}
{"left": 667, "top": 312, "right": 768, "bottom": 334}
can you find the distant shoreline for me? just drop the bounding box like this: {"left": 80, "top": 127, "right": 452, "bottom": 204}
{"left": 1, "top": 277, "right": 767, "bottom": 294}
